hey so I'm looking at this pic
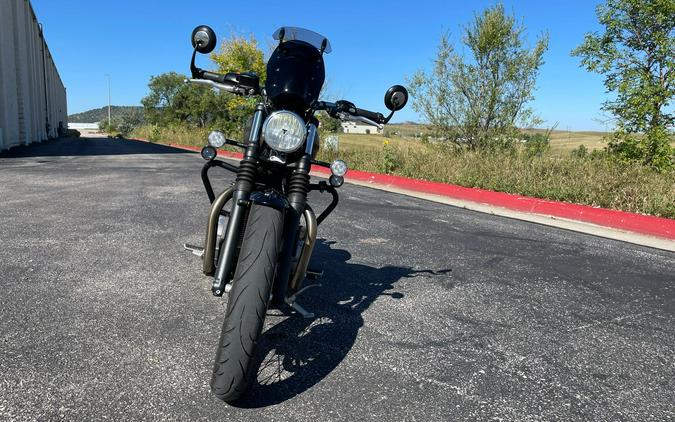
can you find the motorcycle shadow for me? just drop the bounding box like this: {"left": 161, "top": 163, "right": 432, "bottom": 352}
{"left": 232, "top": 239, "right": 452, "bottom": 408}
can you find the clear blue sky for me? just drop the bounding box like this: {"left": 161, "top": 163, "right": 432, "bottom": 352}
{"left": 32, "top": 0, "right": 610, "bottom": 131}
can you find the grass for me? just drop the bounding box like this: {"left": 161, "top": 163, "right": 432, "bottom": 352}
{"left": 133, "top": 125, "right": 210, "bottom": 148}
{"left": 321, "top": 142, "right": 674, "bottom": 219}
{"left": 387, "top": 124, "right": 611, "bottom": 154}
{"left": 132, "top": 125, "right": 675, "bottom": 219}
{"left": 546, "top": 131, "right": 609, "bottom": 154}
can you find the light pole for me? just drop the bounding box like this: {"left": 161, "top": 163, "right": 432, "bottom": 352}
{"left": 105, "top": 74, "right": 111, "bottom": 131}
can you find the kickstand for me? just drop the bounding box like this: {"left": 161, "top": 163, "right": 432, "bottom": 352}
{"left": 285, "top": 284, "right": 321, "bottom": 319}
{"left": 287, "top": 301, "right": 314, "bottom": 319}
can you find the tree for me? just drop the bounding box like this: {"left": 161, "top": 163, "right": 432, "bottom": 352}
{"left": 210, "top": 34, "right": 267, "bottom": 134}
{"left": 141, "top": 72, "right": 232, "bottom": 131}
{"left": 141, "top": 72, "right": 187, "bottom": 126}
{"left": 572, "top": 0, "right": 674, "bottom": 169}
{"left": 115, "top": 108, "right": 145, "bottom": 137}
{"left": 141, "top": 33, "right": 267, "bottom": 138}
{"left": 316, "top": 111, "right": 341, "bottom": 135}
{"left": 408, "top": 4, "right": 548, "bottom": 149}
{"left": 211, "top": 34, "right": 266, "bottom": 82}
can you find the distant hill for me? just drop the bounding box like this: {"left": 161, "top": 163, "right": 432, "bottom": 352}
{"left": 68, "top": 106, "right": 143, "bottom": 123}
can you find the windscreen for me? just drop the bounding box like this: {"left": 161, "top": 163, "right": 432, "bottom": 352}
{"left": 272, "top": 27, "right": 332, "bottom": 54}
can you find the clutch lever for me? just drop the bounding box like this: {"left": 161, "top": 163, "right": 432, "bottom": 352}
{"left": 184, "top": 78, "right": 250, "bottom": 95}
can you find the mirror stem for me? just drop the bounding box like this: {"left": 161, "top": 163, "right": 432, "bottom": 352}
{"left": 383, "top": 110, "right": 395, "bottom": 125}
{"left": 190, "top": 47, "right": 201, "bottom": 79}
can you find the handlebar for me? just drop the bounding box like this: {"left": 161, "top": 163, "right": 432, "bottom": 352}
{"left": 315, "top": 100, "right": 390, "bottom": 128}
{"left": 354, "top": 107, "right": 384, "bottom": 124}
{"left": 334, "top": 100, "right": 385, "bottom": 124}
{"left": 201, "top": 70, "right": 230, "bottom": 84}
{"left": 190, "top": 65, "right": 260, "bottom": 96}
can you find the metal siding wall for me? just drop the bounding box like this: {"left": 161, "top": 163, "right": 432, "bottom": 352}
{"left": 0, "top": 0, "right": 67, "bottom": 151}
{"left": 0, "top": 0, "right": 18, "bottom": 150}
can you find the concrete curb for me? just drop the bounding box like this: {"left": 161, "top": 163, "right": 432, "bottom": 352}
{"left": 130, "top": 138, "right": 675, "bottom": 250}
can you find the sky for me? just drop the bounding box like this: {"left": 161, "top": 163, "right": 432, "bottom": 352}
{"left": 31, "top": 0, "right": 611, "bottom": 131}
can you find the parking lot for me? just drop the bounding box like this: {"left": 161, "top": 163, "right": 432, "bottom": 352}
{"left": 1, "top": 137, "right": 673, "bottom": 420}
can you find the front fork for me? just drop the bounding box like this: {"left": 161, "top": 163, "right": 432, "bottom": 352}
{"left": 210, "top": 105, "right": 266, "bottom": 296}
{"left": 270, "top": 125, "right": 317, "bottom": 307}
{"left": 206, "top": 118, "right": 327, "bottom": 307}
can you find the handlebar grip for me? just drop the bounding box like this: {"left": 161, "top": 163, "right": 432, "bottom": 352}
{"left": 355, "top": 108, "right": 384, "bottom": 124}
{"left": 201, "top": 71, "right": 229, "bottom": 84}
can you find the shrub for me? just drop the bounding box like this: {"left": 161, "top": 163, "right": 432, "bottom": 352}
{"left": 116, "top": 121, "right": 134, "bottom": 138}
{"left": 523, "top": 133, "right": 551, "bottom": 157}
{"left": 607, "top": 129, "right": 673, "bottom": 171}
{"left": 380, "top": 139, "right": 402, "bottom": 174}
{"left": 98, "top": 120, "right": 115, "bottom": 133}
{"left": 149, "top": 125, "right": 161, "bottom": 142}
{"left": 571, "top": 144, "right": 588, "bottom": 158}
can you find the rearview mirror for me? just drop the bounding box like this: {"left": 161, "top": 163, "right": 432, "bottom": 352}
{"left": 191, "top": 25, "right": 217, "bottom": 54}
{"left": 384, "top": 85, "right": 408, "bottom": 111}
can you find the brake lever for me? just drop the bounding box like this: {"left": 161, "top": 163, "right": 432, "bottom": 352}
{"left": 337, "top": 112, "right": 384, "bottom": 130}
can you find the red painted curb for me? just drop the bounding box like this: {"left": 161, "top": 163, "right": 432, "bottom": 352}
{"left": 335, "top": 169, "right": 675, "bottom": 240}
{"left": 130, "top": 138, "right": 675, "bottom": 240}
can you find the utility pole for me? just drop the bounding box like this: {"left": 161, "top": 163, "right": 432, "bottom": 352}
{"left": 105, "top": 74, "right": 111, "bottom": 131}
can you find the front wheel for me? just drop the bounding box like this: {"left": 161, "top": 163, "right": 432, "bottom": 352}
{"left": 210, "top": 204, "right": 284, "bottom": 402}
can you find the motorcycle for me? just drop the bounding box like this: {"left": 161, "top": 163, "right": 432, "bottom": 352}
{"left": 183, "top": 25, "right": 408, "bottom": 402}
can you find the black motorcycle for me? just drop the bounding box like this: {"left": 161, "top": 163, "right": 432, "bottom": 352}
{"left": 183, "top": 25, "right": 408, "bottom": 402}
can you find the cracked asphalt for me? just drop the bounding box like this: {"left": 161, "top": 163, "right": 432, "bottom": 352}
{"left": 1, "top": 137, "right": 674, "bottom": 421}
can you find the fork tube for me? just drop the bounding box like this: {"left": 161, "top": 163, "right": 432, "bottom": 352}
{"left": 271, "top": 124, "right": 316, "bottom": 305}
{"left": 211, "top": 105, "right": 265, "bottom": 296}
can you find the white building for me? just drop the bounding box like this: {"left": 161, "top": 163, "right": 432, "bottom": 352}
{"left": 68, "top": 123, "right": 99, "bottom": 130}
{"left": 341, "top": 122, "right": 382, "bottom": 135}
{"left": 0, "top": 0, "right": 67, "bottom": 152}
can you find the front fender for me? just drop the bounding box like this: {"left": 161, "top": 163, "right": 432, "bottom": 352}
{"left": 250, "top": 190, "right": 290, "bottom": 211}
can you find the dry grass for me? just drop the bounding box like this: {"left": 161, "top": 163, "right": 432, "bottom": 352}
{"left": 133, "top": 125, "right": 675, "bottom": 219}
{"left": 134, "top": 125, "right": 210, "bottom": 148}
{"left": 321, "top": 134, "right": 675, "bottom": 219}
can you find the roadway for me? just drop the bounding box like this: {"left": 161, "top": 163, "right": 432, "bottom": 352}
{"left": 1, "top": 137, "right": 673, "bottom": 420}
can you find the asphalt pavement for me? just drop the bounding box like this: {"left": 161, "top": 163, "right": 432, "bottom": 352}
{"left": 1, "top": 137, "right": 674, "bottom": 421}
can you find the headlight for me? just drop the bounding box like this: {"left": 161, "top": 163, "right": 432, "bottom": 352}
{"left": 208, "top": 131, "right": 227, "bottom": 148}
{"left": 262, "top": 111, "right": 306, "bottom": 153}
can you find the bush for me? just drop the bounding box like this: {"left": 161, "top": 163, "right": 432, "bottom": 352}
{"left": 380, "top": 139, "right": 402, "bottom": 174}
{"left": 522, "top": 133, "right": 551, "bottom": 157}
{"left": 99, "top": 120, "right": 114, "bottom": 133}
{"left": 571, "top": 144, "right": 588, "bottom": 158}
{"left": 607, "top": 129, "right": 673, "bottom": 171}
{"left": 116, "top": 121, "right": 134, "bottom": 138}
{"left": 149, "top": 125, "right": 161, "bottom": 142}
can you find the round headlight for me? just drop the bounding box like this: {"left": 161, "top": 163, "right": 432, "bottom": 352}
{"left": 262, "top": 111, "right": 306, "bottom": 153}
{"left": 330, "top": 160, "right": 348, "bottom": 177}
{"left": 208, "top": 131, "right": 227, "bottom": 148}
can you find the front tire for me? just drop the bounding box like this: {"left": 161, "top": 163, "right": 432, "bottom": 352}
{"left": 210, "top": 204, "right": 284, "bottom": 402}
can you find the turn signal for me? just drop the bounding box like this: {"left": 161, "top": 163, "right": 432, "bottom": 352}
{"left": 201, "top": 146, "right": 217, "bottom": 161}
{"left": 329, "top": 175, "right": 344, "bottom": 187}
